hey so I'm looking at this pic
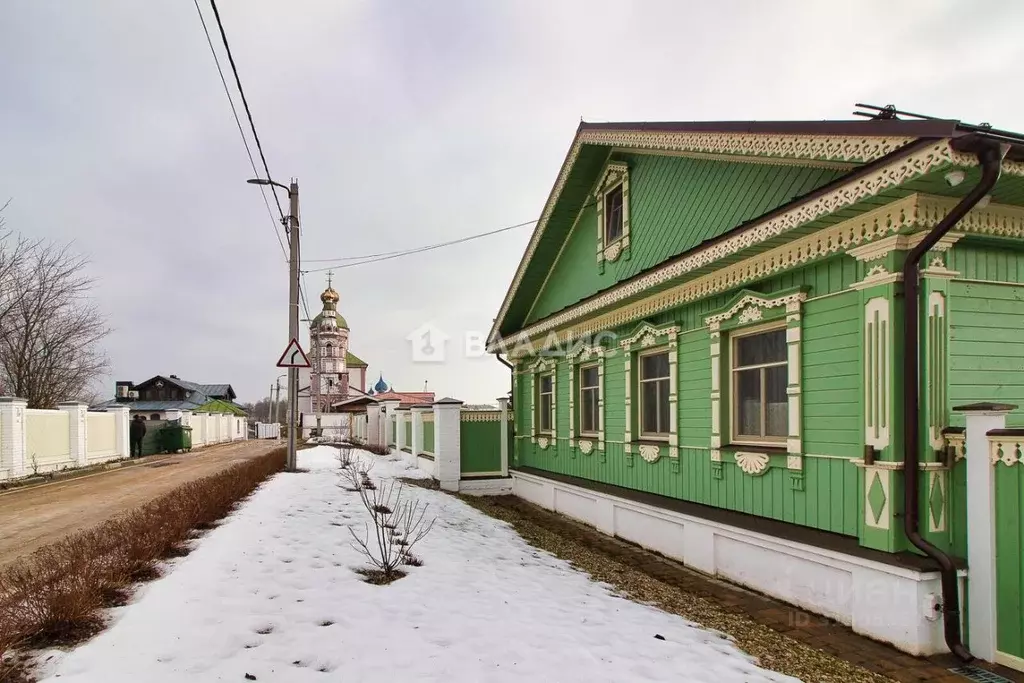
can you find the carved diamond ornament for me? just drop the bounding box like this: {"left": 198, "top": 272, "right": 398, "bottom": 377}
{"left": 734, "top": 452, "right": 770, "bottom": 475}
{"left": 928, "top": 473, "right": 946, "bottom": 531}
{"left": 867, "top": 471, "right": 887, "bottom": 525}
{"left": 638, "top": 444, "right": 660, "bottom": 463}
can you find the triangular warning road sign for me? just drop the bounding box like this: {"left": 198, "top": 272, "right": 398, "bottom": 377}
{"left": 276, "top": 338, "right": 311, "bottom": 368}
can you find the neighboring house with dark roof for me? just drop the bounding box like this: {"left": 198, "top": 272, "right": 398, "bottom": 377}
{"left": 92, "top": 374, "right": 245, "bottom": 420}
{"left": 486, "top": 111, "right": 1024, "bottom": 665}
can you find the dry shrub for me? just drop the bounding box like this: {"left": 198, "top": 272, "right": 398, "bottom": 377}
{"left": 348, "top": 480, "right": 434, "bottom": 583}
{"left": 0, "top": 447, "right": 286, "bottom": 660}
{"left": 361, "top": 443, "right": 390, "bottom": 456}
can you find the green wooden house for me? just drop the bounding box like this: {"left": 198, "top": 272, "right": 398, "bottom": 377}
{"left": 486, "top": 113, "right": 1024, "bottom": 670}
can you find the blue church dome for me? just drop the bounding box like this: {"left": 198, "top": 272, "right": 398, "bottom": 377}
{"left": 373, "top": 373, "right": 389, "bottom": 393}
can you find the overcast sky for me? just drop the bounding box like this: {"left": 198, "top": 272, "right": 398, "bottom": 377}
{"left": 2, "top": 0, "right": 1023, "bottom": 405}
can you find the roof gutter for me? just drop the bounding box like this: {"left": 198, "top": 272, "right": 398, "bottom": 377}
{"left": 901, "top": 138, "right": 1008, "bottom": 662}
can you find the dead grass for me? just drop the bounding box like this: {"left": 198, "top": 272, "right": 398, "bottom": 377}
{"left": 0, "top": 447, "right": 286, "bottom": 674}
{"left": 360, "top": 444, "right": 391, "bottom": 456}
{"left": 353, "top": 567, "right": 406, "bottom": 585}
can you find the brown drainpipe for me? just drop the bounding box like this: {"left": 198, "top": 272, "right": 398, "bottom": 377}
{"left": 902, "top": 139, "right": 1007, "bottom": 662}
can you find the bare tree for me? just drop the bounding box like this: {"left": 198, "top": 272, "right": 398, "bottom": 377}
{"left": 348, "top": 479, "right": 435, "bottom": 582}
{"left": 0, "top": 233, "right": 110, "bottom": 408}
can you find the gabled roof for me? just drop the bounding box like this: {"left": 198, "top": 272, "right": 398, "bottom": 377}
{"left": 486, "top": 116, "right": 1024, "bottom": 349}
{"left": 373, "top": 390, "right": 435, "bottom": 407}
{"left": 345, "top": 351, "right": 367, "bottom": 367}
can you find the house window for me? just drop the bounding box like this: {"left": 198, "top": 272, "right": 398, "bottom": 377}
{"left": 578, "top": 364, "right": 600, "bottom": 436}
{"left": 638, "top": 350, "right": 670, "bottom": 438}
{"left": 150, "top": 413, "right": 160, "bottom": 421}
{"left": 536, "top": 373, "right": 554, "bottom": 434}
{"left": 604, "top": 183, "right": 624, "bottom": 244}
{"left": 731, "top": 326, "right": 788, "bottom": 444}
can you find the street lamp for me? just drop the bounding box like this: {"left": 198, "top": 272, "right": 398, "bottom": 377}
{"left": 249, "top": 176, "right": 301, "bottom": 471}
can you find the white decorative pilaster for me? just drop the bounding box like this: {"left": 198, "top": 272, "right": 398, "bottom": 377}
{"left": 955, "top": 402, "right": 1014, "bottom": 664}
{"left": 498, "top": 396, "right": 509, "bottom": 476}
{"left": 109, "top": 405, "right": 130, "bottom": 458}
{"left": 864, "top": 297, "right": 891, "bottom": 450}
{"left": 709, "top": 325, "right": 722, "bottom": 477}
{"left": 0, "top": 397, "right": 29, "bottom": 480}
{"left": 58, "top": 402, "right": 89, "bottom": 466}
{"left": 434, "top": 398, "right": 464, "bottom": 492}
{"left": 624, "top": 351, "right": 632, "bottom": 454}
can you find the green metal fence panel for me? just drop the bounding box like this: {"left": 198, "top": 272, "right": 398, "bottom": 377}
{"left": 460, "top": 412, "right": 502, "bottom": 475}
{"left": 423, "top": 420, "right": 435, "bottom": 453}
{"left": 405, "top": 419, "right": 412, "bottom": 449}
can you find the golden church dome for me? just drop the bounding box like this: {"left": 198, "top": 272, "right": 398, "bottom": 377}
{"left": 320, "top": 286, "right": 340, "bottom": 304}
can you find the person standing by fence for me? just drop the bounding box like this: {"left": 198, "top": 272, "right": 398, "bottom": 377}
{"left": 129, "top": 415, "right": 147, "bottom": 458}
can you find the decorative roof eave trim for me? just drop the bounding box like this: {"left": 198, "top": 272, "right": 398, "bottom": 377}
{"left": 611, "top": 146, "right": 860, "bottom": 171}
{"left": 487, "top": 128, "right": 927, "bottom": 348}
{"left": 487, "top": 138, "right": 994, "bottom": 353}
{"left": 492, "top": 193, "right": 1024, "bottom": 355}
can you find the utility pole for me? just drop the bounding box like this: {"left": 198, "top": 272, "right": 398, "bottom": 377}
{"left": 286, "top": 179, "right": 300, "bottom": 471}
{"left": 248, "top": 175, "right": 301, "bottom": 470}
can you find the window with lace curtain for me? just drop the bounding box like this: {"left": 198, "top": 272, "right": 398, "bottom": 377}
{"left": 731, "top": 326, "right": 788, "bottom": 445}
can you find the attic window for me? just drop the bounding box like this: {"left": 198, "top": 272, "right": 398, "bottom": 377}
{"left": 605, "top": 184, "right": 624, "bottom": 243}
{"left": 595, "top": 162, "right": 630, "bottom": 269}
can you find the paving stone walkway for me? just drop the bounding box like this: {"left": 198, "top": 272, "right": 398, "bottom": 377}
{"left": 459, "top": 494, "right": 1024, "bottom": 683}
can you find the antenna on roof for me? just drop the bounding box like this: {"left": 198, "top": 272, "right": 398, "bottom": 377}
{"left": 853, "top": 102, "right": 946, "bottom": 121}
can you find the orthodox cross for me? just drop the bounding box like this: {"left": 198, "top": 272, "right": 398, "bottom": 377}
{"left": 327, "top": 270, "right": 334, "bottom": 288}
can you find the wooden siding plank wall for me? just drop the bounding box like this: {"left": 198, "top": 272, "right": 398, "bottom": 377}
{"left": 516, "top": 256, "right": 862, "bottom": 538}
{"left": 527, "top": 154, "right": 845, "bottom": 324}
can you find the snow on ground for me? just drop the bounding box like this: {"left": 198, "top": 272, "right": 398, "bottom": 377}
{"left": 37, "top": 446, "right": 799, "bottom": 683}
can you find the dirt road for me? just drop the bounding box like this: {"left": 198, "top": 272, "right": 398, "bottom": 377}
{"left": 0, "top": 440, "right": 283, "bottom": 569}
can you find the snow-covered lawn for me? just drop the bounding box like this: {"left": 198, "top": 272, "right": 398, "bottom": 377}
{"left": 37, "top": 446, "right": 798, "bottom": 683}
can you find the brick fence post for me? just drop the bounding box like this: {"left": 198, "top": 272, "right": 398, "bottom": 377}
{"left": 433, "top": 397, "right": 463, "bottom": 492}
{"left": 0, "top": 397, "right": 28, "bottom": 479}
{"left": 395, "top": 408, "right": 407, "bottom": 453}
{"left": 58, "top": 402, "right": 89, "bottom": 466}
{"left": 109, "top": 405, "right": 130, "bottom": 458}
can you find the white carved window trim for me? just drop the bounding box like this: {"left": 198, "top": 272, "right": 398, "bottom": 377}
{"left": 729, "top": 321, "right": 790, "bottom": 448}
{"left": 528, "top": 356, "right": 558, "bottom": 445}
{"left": 535, "top": 372, "right": 555, "bottom": 435}
{"left": 864, "top": 297, "right": 891, "bottom": 450}
{"left": 619, "top": 323, "right": 679, "bottom": 458}
{"left": 706, "top": 291, "right": 805, "bottom": 470}
{"left": 595, "top": 162, "right": 631, "bottom": 269}
{"left": 566, "top": 344, "right": 606, "bottom": 450}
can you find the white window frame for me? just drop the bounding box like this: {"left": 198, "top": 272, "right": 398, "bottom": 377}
{"left": 577, "top": 362, "right": 601, "bottom": 438}
{"left": 536, "top": 371, "right": 555, "bottom": 435}
{"left": 637, "top": 348, "right": 672, "bottom": 440}
{"left": 729, "top": 322, "right": 789, "bottom": 447}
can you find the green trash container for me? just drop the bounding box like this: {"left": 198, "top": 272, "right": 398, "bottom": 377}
{"left": 159, "top": 423, "right": 193, "bottom": 453}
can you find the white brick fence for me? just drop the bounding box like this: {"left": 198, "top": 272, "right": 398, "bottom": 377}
{"left": 0, "top": 397, "right": 249, "bottom": 482}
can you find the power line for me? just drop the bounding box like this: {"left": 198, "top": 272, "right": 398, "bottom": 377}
{"left": 303, "top": 218, "right": 537, "bottom": 272}
{"left": 207, "top": 0, "right": 287, "bottom": 223}
{"left": 193, "top": 0, "right": 287, "bottom": 261}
